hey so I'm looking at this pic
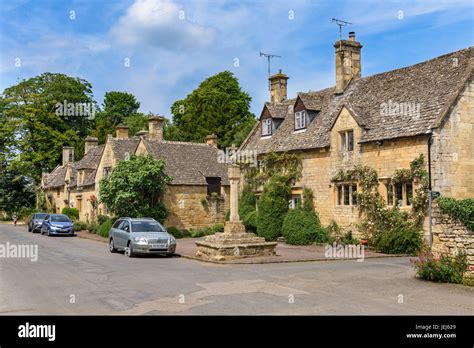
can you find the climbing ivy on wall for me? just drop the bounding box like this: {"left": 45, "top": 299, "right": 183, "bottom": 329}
{"left": 331, "top": 154, "right": 429, "bottom": 254}
{"left": 242, "top": 151, "right": 303, "bottom": 189}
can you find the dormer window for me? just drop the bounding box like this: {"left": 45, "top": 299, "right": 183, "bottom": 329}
{"left": 294, "top": 111, "right": 307, "bottom": 130}
{"left": 262, "top": 119, "right": 272, "bottom": 136}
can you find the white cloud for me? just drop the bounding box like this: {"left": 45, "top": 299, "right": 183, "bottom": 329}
{"left": 110, "top": 0, "right": 216, "bottom": 50}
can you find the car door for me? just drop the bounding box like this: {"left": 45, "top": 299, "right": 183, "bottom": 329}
{"left": 110, "top": 220, "right": 123, "bottom": 247}
{"left": 121, "top": 221, "right": 131, "bottom": 248}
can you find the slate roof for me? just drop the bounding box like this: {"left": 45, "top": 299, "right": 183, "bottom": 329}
{"left": 142, "top": 139, "right": 229, "bottom": 186}
{"left": 263, "top": 100, "right": 295, "bottom": 118}
{"left": 110, "top": 137, "right": 140, "bottom": 161}
{"left": 43, "top": 165, "right": 67, "bottom": 189}
{"left": 43, "top": 145, "right": 105, "bottom": 189}
{"left": 241, "top": 47, "right": 473, "bottom": 154}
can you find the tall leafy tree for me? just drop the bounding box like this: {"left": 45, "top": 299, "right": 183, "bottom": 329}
{"left": 92, "top": 91, "right": 146, "bottom": 143}
{"left": 169, "top": 71, "right": 256, "bottom": 148}
{"left": 0, "top": 72, "right": 96, "bottom": 183}
{"left": 0, "top": 165, "right": 35, "bottom": 213}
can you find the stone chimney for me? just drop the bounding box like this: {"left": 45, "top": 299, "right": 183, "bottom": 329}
{"left": 84, "top": 136, "right": 98, "bottom": 155}
{"left": 334, "top": 32, "right": 362, "bottom": 94}
{"left": 148, "top": 116, "right": 164, "bottom": 141}
{"left": 62, "top": 146, "right": 74, "bottom": 166}
{"left": 116, "top": 124, "right": 129, "bottom": 139}
{"left": 136, "top": 130, "right": 148, "bottom": 138}
{"left": 269, "top": 69, "right": 289, "bottom": 103}
{"left": 206, "top": 134, "right": 218, "bottom": 147}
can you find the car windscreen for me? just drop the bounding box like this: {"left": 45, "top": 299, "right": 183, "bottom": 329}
{"left": 34, "top": 213, "right": 47, "bottom": 219}
{"left": 51, "top": 215, "right": 70, "bottom": 222}
{"left": 131, "top": 221, "right": 165, "bottom": 233}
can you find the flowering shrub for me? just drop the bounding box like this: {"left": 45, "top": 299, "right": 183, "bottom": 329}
{"left": 412, "top": 245, "right": 468, "bottom": 284}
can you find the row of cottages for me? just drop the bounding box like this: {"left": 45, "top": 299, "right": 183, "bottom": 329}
{"left": 240, "top": 32, "right": 473, "bottom": 238}
{"left": 41, "top": 116, "right": 230, "bottom": 229}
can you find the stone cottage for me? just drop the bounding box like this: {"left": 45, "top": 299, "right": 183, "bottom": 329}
{"left": 240, "top": 32, "right": 473, "bottom": 240}
{"left": 42, "top": 117, "right": 229, "bottom": 229}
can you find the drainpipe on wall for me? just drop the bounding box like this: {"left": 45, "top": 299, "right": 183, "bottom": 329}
{"left": 427, "top": 134, "right": 433, "bottom": 249}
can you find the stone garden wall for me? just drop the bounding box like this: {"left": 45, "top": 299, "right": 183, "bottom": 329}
{"left": 431, "top": 204, "right": 474, "bottom": 274}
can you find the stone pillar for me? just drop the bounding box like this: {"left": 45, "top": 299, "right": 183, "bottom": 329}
{"left": 228, "top": 164, "right": 240, "bottom": 222}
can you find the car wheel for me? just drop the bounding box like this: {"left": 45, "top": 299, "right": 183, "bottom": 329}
{"left": 47, "top": 228, "right": 51, "bottom": 237}
{"left": 109, "top": 239, "right": 117, "bottom": 253}
{"left": 125, "top": 243, "right": 135, "bottom": 258}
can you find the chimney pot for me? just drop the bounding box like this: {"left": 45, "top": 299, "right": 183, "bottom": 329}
{"left": 62, "top": 146, "right": 74, "bottom": 166}
{"left": 206, "top": 134, "right": 218, "bottom": 147}
{"left": 334, "top": 35, "right": 362, "bottom": 94}
{"left": 84, "top": 136, "right": 98, "bottom": 155}
{"left": 116, "top": 124, "right": 129, "bottom": 139}
{"left": 269, "top": 70, "right": 289, "bottom": 103}
{"left": 148, "top": 116, "right": 164, "bottom": 141}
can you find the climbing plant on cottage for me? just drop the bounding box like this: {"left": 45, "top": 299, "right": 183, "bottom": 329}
{"left": 331, "top": 154, "right": 429, "bottom": 254}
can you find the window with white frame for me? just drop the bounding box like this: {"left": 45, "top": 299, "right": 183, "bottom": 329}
{"left": 294, "top": 111, "right": 306, "bottom": 130}
{"left": 289, "top": 195, "right": 302, "bottom": 209}
{"left": 261, "top": 118, "right": 272, "bottom": 136}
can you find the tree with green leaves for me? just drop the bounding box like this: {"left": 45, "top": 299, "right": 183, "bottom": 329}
{"left": 91, "top": 91, "right": 147, "bottom": 143}
{"left": 168, "top": 71, "right": 256, "bottom": 148}
{"left": 0, "top": 72, "right": 96, "bottom": 183}
{"left": 99, "top": 155, "right": 171, "bottom": 223}
{"left": 0, "top": 165, "right": 35, "bottom": 213}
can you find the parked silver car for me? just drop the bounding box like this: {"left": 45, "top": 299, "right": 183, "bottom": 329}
{"left": 108, "top": 218, "right": 176, "bottom": 257}
{"left": 28, "top": 213, "right": 48, "bottom": 233}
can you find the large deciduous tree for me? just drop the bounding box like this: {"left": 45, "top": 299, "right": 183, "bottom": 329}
{"left": 99, "top": 155, "right": 171, "bottom": 223}
{"left": 92, "top": 91, "right": 148, "bottom": 143}
{"left": 168, "top": 71, "right": 256, "bottom": 148}
{"left": 0, "top": 72, "right": 96, "bottom": 183}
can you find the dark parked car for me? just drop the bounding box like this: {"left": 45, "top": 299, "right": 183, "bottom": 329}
{"left": 108, "top": 218, "right": 176, "bottom": 257}
{"left": 28, "top": 213, "right": 48, "bottom": 233}
{"left": 41, "top": 214, "right": 74, "bottom": 236}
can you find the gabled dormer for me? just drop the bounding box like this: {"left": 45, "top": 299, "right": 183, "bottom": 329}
{"left": 293, "top": 93, "right": 321, "bottom": 132}
{"left": 260, "top": 102, "right": 287, "bottom": 138}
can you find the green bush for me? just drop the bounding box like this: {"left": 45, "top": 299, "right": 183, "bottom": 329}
{"left": 97, "top": 220, "right": 112, "bottom": 238}
{"left": 243, "top": 210, "right": 258, "bottom": 233}
{"left": 412, "top": 246, "right": 468, "bottom": 284}
{"left": 61, "top": 207, "right": 79, "bottom": 221}
{"left": 96, "top": 215, "right": 110, "bottom": 225}
{"left": 18, "top": 207, "right": 38, "bottom": 220}
{"left": 87, "top": 222, "right": 99, "bottom": 234}
{"left": 139, "top": 203, "right": 168, "bottom": 224}
{"left": 189, "top": 227, "right": 215, "bottom": 238}
{"left": 282, "top": 208, "right": 326, "bottom": 245}
{"left": 211, "top": 223, "right": 224, "bottom": 233}
{"left": 167, "top": 226, "right": 191, "bottom": 239}
{"left": 437, "top": 197, "right": 474, "bottom": 231}
{"left": 73, "top": 221, "right": 88, "bottom": 231}
{"left": 257, "top": 176, "right": 291, "bottom": 241}
{"left": 369, "top": 209, "right": 422, "bottom": 254}
{"left": 239, "top": 186, "right": 256, "bottom": 217}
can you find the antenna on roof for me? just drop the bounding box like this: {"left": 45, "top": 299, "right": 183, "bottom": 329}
{"left": 260, "top": 51, "right": 281, "bottom": 90}
{"left": 331, "top": 18, "right": 353, "bottom": 41}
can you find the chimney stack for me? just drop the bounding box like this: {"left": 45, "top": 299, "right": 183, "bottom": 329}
{"left": 269, "top": 69, "right": 289, "bottom": 103}
{"left": 62, "top": 146, "right": 74, "bottom": 166}
{"left": 148, "top": 116, "right": 164, "bottom": 141}
{"left": 205, "top": 134, "right": 218, "bottom": 147}
{"left": 84, "top": 136, "right": 98, "bottom": 155}
{"left": 116, "top": 124, "right": 129, "bottom": 139}
{"left": 334, "top": 32, "right": 362, "bottom": 94}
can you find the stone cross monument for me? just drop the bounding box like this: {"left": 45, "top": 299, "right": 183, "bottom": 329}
{"left": 195, "top": 164, "right": 277, "bottom": 261}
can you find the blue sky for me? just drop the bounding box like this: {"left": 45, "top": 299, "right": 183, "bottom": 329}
{"left": 1, "top": 0, "right": 473, "bottom": 117}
